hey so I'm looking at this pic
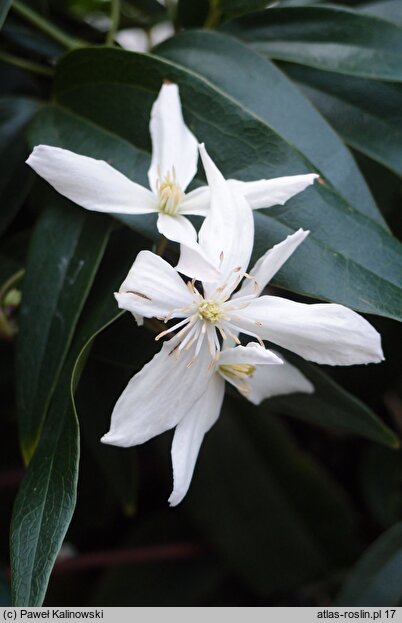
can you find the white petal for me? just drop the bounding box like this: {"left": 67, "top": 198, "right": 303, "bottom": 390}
{"left": 115, "top": 250, "right": 193, "bottom": 320}
{"left": 246, "top": 355, "right": 314, "bottom": 405}
{"left": 228, "top": 173, "right": 318, "bottom": 210}
{"left": 168, "top": 374, "right": 225, "bottom": 506}
{"left": 198, "top": 144, "right": 254, "bottom": 292}
{"left": 235, "top": 229, "right": 309, "bottom": 299}
{"left": 148, "top": 83, "right": 198, "bottom": 193}
{"left": 178, "top": 186, "right": 210, "bottom": 216}
{"left": 219, "top": 343, "right": 282, "bottom": 367}
{"left": 233, "top": 296, "right": 384, "bottom": 366}
{"left": 157, "top": 213, "right": 221, "bottom": 282}
{"left": 102, "top": 336, "right": 214, "bottom": 448}
{"left": 26, "top": 145, "right": 157, "bottom": 214}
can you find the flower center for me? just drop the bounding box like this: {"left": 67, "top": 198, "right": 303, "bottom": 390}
{"left": 197, "top": 300, "right": 223, "bottom": 324}
{"left": 157, "top": 168, "right": 184, "bottom": 216}
{"left": 219, "top": 363, "right": 256, "bottom": 380}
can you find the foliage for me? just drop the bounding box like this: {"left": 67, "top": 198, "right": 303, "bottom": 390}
{"left": 0, "top": 0, "right": 401, "bottom": 607}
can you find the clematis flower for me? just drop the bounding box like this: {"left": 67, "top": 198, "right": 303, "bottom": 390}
{"left": 116, "top": 143, "right": 384, "bottom": 367}
{"left": 102, "top": 144, "right": 383, "bottom": 505}
{"left": 26, "top": 82, "right": 317, "bottom": 281}
{"left": 168, "top": 342, "right": 314, "bottom": 506}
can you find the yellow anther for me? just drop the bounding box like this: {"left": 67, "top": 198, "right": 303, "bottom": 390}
{"left": 219, "top": 363, "right": 256, "bottom": 379}
{"left": 198, "top": 300, "right": 223, "bottom": 324}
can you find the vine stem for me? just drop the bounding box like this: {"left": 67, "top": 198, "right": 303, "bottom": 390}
{"left": 12, "top": 0, "right": 83, "bottom": 50}
{"left": 106, "top": 0, "right": 120, "bottom": 46}
{"left": 204, "top": 0, "right": 221, "bottom": 29}
{"left": 0, "top": 51, "right": 53, "bottom": 77}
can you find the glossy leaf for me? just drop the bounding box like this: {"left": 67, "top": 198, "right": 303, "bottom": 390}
{"left": 10, "top": 244, "right": 132, "bottom": 606}
{"left": 360, "top": 1, "right": 402, "bottom": 26}
{"left": 336, "top": 523, "right": 402, "bottom": 606}
{"left": 0, "top": 97, "right": 41, "bottom": 237}
{"left": 239, "top": 412, "right": 359, "bottom": 564}
{"left": 27, "top": 49, "right": 402, "bottom": 321}
{"left": 15, "top": 193, "right": 112, "bottom": 464}
{"left": 156, "top": 30, "right": 380, "bottom": 223}
{"left": 262, "top": 350, "right": 399, "bottom": 448}
{"left": 219, "top": 0, "right": 270, "bottom": 18}
{"left": 224, "top": 5, "right": 402, "bottom": 82}
{"left": 180, "top": 402, "right": 344, "bottom": 595}
{"left": 282, "top": 62, "right": 402, "bottom": 177}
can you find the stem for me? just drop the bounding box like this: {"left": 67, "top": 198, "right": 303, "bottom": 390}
{"left": 106, "top": 0, "right": 120, "bottom": 46}
{"left": 0, "top": 51, "right": 53, "bottom": 77}
{"left": 12, "top": 0, "right": 82, "bottom": 50}
{"left": 54, "top": 544, "right": 205, "bottom": 575}
{"left": 155, "top": 235, "right": 168, "bottom": 257}
{"left": 204, "top": 0, "right": 221, "bottom": 29}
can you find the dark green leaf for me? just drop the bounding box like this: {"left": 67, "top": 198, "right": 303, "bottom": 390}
{"left": 0, "top": 0, "right": 12, "bottom": 29}
{"left": 224, "top": 6, "right": 402, "bottom": 82}
{"left": 238, "top": 412, "right": 359, "bottom": 564}
{"left": 0, "top": 97, "right": 41, "bottom": 237}
{"left": 360, "top": 1, "right": 402, "bottom": 26}
{"left": 180, "top": 402, "right": 329, "bottom": 595}
{"left": 10, "top": 375, "right": 79, "bottom": 607}
{"left": 15, "top": 192, "right": 112, "bottom": 463}
{"left": 282, "top": 62, "right": 402, "bottom": 177}
{"left": 262, "top": 351, "right": 399, "bottom": 448}
{"left": 27, "top": 48, "right": 402, "bottom": 321}
{"left": 336, "top": 523, "right": 402, "bottom": 606}
{"left": 156, "top": 30, "right": 380, "bottom": 223}
{"left": 10, "top": 242, "right": 132, "bottom": 606}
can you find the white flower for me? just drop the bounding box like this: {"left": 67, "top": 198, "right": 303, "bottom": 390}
{"left": 102, "top": 144, "right": 384, "bottom": 507}
{"left": 168, "top": 342, "right": 314, "bottom": 506}
{"left": 102, "top": 336, "right": 313, "bottom": 506}
{"left": 26, "top": 82, "right": 317, "bottom": 281}
{"left": 116, "top": 143, "right": 384, "bottom": 367}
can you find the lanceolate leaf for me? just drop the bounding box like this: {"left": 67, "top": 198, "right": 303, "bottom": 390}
{"left": 360, "top": 1, "right": 402, "bottom": 26}
{"left": 282, "top": 62, "right": 402, "bottom": 177}
{"left": 0, "top": 97, "right": 41, "bottom": 237}
{"left": 27, "top": 49, "right": 402, "bottom": 321}
{"left": 260, "top": 351, "right": 399, "bottom": 448}
{"left": 224, "top": 5, "right": 402, "bottom": 82}
{"left": 10, "top": 252, "right": 130, "bottom": 606}
{"left": 156, "top": 30, "right": 380, "bottom": 223}
{"left": 16, "top": 193, "right": 112, "bottom": 464}
{"left": 336, "top": 523, "right": 402, "bottom": 606}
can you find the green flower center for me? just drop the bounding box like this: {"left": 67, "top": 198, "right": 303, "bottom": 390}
{"left": 198, "top": 300, "right": 223, "bottom": 324}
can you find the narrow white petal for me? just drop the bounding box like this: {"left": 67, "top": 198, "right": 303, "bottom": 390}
{"left": 168, "top": 374, "right": 225, "bottom": 506}
{"left": 102, "top": 336, "right": 213, "bottom": 448}
{"left": 233, "top": 296, "right": 385, "bottom": 365}
{"left": 178, "top": 186, "right": 210, "bottom": 216}
{"left": 228, "top": 173, "right": 318, "bottom": 210}
{"left": 218, "top": 343, "right": 282, "bottom": 367}
{"left": 156, "top": 213, "right": 220, "bottom": 281}
{"left": 115, "top": 250, "right": 194, "bottom": 320}
{"left": 246, "top": 355, "right": 314, "bottom": 405}
{"left": 148, "top": 83, "right": 198, "bottom": 193}
{"left": 26, "top": 145, "right": 157, "bottom": 214}
{"left": 234, "top": 229, "right": 309, "bottom": 299}
{"left": 197, "top": 144, "right": 254, "bottom": 292}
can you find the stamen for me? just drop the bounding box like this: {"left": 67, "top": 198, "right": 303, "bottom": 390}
{"left": 155, "top": 316, "right": 191, "bottom": 341}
